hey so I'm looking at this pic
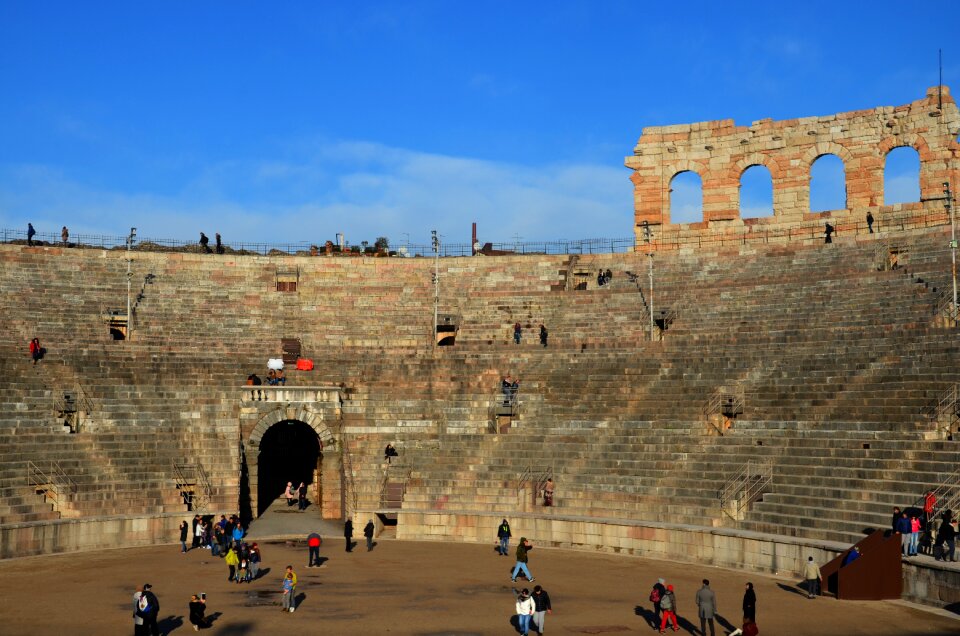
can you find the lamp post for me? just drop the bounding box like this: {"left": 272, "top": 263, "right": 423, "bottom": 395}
{"left": 642, "top": 221, "right": 654, "bottom": 341}
{"left": 126, "top": 227, "right": 137, "bottom": 338}
{"left": 431, "top": 230, "right": 440, "bottom": 345}
{"left": 946, "top": 181, "right": 957, "bottom": 324}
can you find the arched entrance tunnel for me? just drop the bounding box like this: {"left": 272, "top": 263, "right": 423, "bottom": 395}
{"left": 256, "top": 419, "right": 322, "bottom": 517}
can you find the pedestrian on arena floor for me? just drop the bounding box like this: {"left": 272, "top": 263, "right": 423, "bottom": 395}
{"left": 649, "top": 577, "right": 667, "bottom": 627}
{"left": 696, "top": 579, "right": 717, "bottom": 636}
{"left": 282, "top": 566, "right": 297, "bottom": 613}
{"left": 659, "top": 583, "right": 678, "bottom": 633}
{"left": 896, "top": 512, "right": 912, "bottom": 555}
{"left": 189, "top": 593, "right": 209, "bottom": 630}
{"left": 179, "top": 520, "right": 189, "bottom": 553}
{"left": 27, "top": 222, "right": 35, "bottom": 246}
{"left": 215, "top": 232, "right": 223, "bottom": 255}
{"left": 232, "top": 521, "right": 244, "bottom": 547}
{"left": 511, "top": 537, "right": 534, "bottom": 582}
{"left": 297, "top": 482, "right": 308, "bottom": 510}
{"left": 824, "top": 223, "right": 835, "bottom": 244}
{"left": 910, "top": 514, "right": 921, "bottom": 556}
{"left": 249, "top": 543, "right": 261, "bottom": 579}
{"left": 224, "top": 546, "right": 239, "bottom": 581}
{"left": 890, "top": 506, "right": 901, "bottom": 533}
{"left": 866, "top": 211, "right": 874, "bottom": 234}
{"left": 29, "top": 337, "right": 42, "bottom": 365}
{"left": 211, "top": 524, "right": 223, "bottom": 557}
{"left": 364, "top": 519, "right": 375, "bottom": 551}
{"left": 193, "top": 515, "right": 204, "bottom": 549}
{"left": 344, "top": 518, "right": 354, "bottom": 552}
{"left": 742, "top": 581, "right": 756, "bottom": 623}
{"left": 139, "top": 583, "right": 160, "bottom": 636}
{"left": 236, "top": 551, "right": 249, "bottom": 584}
{"left": 531, "top": 584, "right": 552, "bottom": 635}
{"left": 199, "top": 232, "right": 211, "bottom": 253}
{"left": 133, "top": 585, "right": 146, "bottom": 636}
{"left": 515, "top": 588, "right": 535, "bottom": 636}
{"left": 729, "top": 618, "right": 759, "bottom": 636}
{"left": 542, "top": 478, "right": 554, "bottom": 507}
{"left": 307, "top": 532, "right": 322, "bottom": 567}
{"left": 497, "top": 518, "right": 512, "bottom": 556}
{"left": 513, "top": 322, "right": 522, "bottom": 344}
{"left": 61, "top": 226, "right": 69, "bottom": 245}
{"left": 539, "top": 324, "right": 548, "bottom": 347}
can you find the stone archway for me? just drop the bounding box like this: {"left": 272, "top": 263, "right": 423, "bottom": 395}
{"left": 243, "top": 402, "right": 342, "bottom": 521}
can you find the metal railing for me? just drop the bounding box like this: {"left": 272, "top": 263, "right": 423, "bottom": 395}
{"left": 703, "top": 388, "right": 745, "bottom": 426}
{"left": 494, "top": 385, "right": 521, "bottom": 418}
{"left": 27, "top": 460, "right": 76, "bottom": 513}
{"left": 921, "top": 385, "right": 959, "bottom": 435}
{"left": 718, "top": 459, "right": 772, "bottom": 519}
{"left": 518, "top": 465, "right": 553, "bottom": 502}
{"left": 173, "top": 461, "right": 213, "bottom": 512}
{"left": 53, "top": 385, "right": 94, "bottom": 433}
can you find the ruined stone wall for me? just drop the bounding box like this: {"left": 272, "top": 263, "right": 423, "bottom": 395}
{"left": 625, "top": 87, "right": 960, "bottom": 249}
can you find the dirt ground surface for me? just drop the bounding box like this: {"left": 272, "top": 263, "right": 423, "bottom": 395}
{"left": 0, "top": 537, "right": 956, "bottom": 636}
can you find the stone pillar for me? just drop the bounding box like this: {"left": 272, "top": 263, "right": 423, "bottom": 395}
{"left": 321, "top": 450, "right": 342, "bottom": 520}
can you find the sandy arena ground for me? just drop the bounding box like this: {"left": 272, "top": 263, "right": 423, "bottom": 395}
{"left": 0, "top": 538, "right": 955, "bottom": 636}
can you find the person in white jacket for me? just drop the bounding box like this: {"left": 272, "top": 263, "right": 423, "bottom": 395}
{"left": 516, "top": 588, "right": 536, "bottom": 636}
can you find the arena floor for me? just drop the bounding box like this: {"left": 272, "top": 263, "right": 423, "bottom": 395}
{"left": 0, "top": 538, "right": 955, "bottom": 636}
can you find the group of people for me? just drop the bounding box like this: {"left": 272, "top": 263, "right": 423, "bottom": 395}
{"left": 596, "top": 269, "right": 613, "bottom": 286}
{"left": 223, "top": 541, "right": 263, "bottom": 584}
{"left": 199, "top": 232, "right": 225, "bottom": 254}
{"left": 181, "top": 514, "right": 246, "bottom": 557}
{"left": 282, "top": 481, "right": 310, "bottom": 510}
{"left": 891, "top": 491, "right": 957, "bottom": 561}
{"left": 648, "top": 578, "right": 759, "bottom": 636}
{"left": 501, "top": 376, "right": 521, "bottom": 406}
{"left": 497, "top": 521, "right": 551, "bottom": 636}
{"left": 343, "top": 517, "right": 378, "bottom": 552}
{"left": 512, "top": 322, "right": 549, "bottom": 346}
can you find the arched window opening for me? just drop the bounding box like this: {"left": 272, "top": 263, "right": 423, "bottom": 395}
{"left": 740, "top": 165, "right": 774, "bottom": 218}
{"left": 810, "top": 154, "right": 846, "bottom": 212}
{"left": 670, "top": 171, "right": 703, "bottom": 224}
{"left": 883, "top": 146, "right": 921, "bottom": 205}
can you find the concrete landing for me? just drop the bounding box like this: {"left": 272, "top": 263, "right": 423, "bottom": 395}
{"left": 244, "top": 497, "right": 344, "bottom": 540}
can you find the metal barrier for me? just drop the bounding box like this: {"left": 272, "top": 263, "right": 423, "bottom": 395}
{"left": 26, "top": 460, "right": 76, "bottom": 514}
{"left": 173, "top": 461, "right": 213, "bottom": 512}
{"left": 718, "top": 459, "right": 772, "bottom": 521}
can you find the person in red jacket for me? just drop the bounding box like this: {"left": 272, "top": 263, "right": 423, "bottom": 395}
{"left": 29, "top": 338, "right": 42, "bottom": 365}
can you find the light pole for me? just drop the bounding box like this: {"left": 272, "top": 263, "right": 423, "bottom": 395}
{"left": 431, "top": 230, "right": 440, "bottom": 346}
{"left": 642, "top": 221, "right": 654, "bottom": 341}
{"left": 946, "top": 181, "right": 957, "bottom": 324}
{"left": 126, "top": 227, "right": 137, "bottom": 338}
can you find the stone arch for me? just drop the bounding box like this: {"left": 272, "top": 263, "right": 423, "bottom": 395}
{"left": 732, "top": 154, "right": 784, "bottom": 219}
{"left": 878, "top": 134, "right": 934, "bottom": 203}
{"left": 803, "top": 143, "right": 851, "bottom": 213}
{"left": 667, "top": 160, "right": 707, "bottom": 224}
{"left": 244, "top": 405, "right": 341, "bottom": 521}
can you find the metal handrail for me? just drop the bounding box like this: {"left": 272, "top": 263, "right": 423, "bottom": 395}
{"left": 718, "top": 459, "right": 772, "bottom": 516}
{"left": 920, "top": 385, "right": 959, "bottom": 436}
{"left": 27, "top": 461, "right": 76, "bottom": 511}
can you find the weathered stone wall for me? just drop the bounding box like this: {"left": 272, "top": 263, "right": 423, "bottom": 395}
{"left": 626, "top": 87, "right": 960, "bottom": 249}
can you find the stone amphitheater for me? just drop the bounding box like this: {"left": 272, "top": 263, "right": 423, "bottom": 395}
{"left": 1, "top": 87, "right": 959, "bottom": 624}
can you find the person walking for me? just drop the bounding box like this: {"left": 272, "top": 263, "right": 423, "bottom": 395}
{"left": 224, "top": 546, "right": 239, "bottom": 581}
{"left": 696, "top": 579, "right": 718, "bottom": 636}
{"left": 497, "top": 518, "right": 512, "bottom": 556}
{"left": 649, "top": 578, "right": 667, "bottom": 628}
{"left": 344, "top": 518, "right": 354, "bottom": 552}
{"left": 215, "top": 233, "right": 224, "bottom": 255}
{"left": 193, "top": 515, "right": 203, "bottom": 549}
{"left": 282, "top": 565, "right": 297, "bottom": 613}
{"left": 297, "top": 482, "right": 308, "bottom": 510}
{"left": 364, "top": 519, "right": 375, "bottom": 551}
{"left": 935, "top": 511, "right": 956, "bottom": 561}
{"left": 188, "top": 594, "right": 209, "bottom": 631}
{"left": 199, "top": 232, "right": 211, "bottom": 253}
{"left": 139, "top": 583, "right": 160, "bottom": 636}
{"left": 803, "top": 556, "right": 821, "bottom": 599}
{"left": 866, "top": 211, "right": 875, "bottom": 234}
{"left": 511, "top": 537, "right": 535, "bottom": 583}
{"left": 249, "top": 543, "right": 262, "bottom": 580}
{"left": 742, "top": 582, "right": 756, "bottom": 623}
{"left": 513, "top": 322, "right": 522, "bottom": 345}
{"left": 231, "top": 521, "right": 244, "bottom": 548}
{"left": 896, "top": 512, "right": 912, "bottom": 555}
{"left": 824, "top": 223, "right": 835, "bottom": 244}
{"left": 531, "top": 584, "right": 552, "bottom": 636}
{"left": 659, "top": 584, "right": 678, "bottom": 633}
{"left": 27, "top": 222, "right": 36, "bottom": 246}
{"left": 909, "top": 514, "right": 921, "bottom": 557}
{"left": 179, "top": 520, "right": 189, "bottom": 554}
{"left": 307, "top": 532, "right": 322, "bottom": 567}
{"left": 515, "top": 588, "right": 535, "bottom": 636}
{"left": 539, "top": 324, "right": 548, "bottom": 347}
{"left": 133, "top": 586, "right": 147, "bottom": 636}
{"left": 61, "top": 226, "right": 69, "bottom": 245}
{"left": 29, "top": 338, "right": 42, "bottom": 365}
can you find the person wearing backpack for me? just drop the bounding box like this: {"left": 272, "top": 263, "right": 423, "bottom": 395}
{"left": 649, "top": 578, "right": 667, "bottom": 628}
{"left": 133, "top": 586, "right": 147, "bottom": 636}
{"left": 139, "top": 583, "right": 160, "bottom": 636}
{"left": 659, "top": 584, "right": 678, "bottom": 633}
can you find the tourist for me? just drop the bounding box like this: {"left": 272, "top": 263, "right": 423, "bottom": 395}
{"left": 742, "top": 582, "right": 756, "bottom": 623}
{"left": 803, "top": 556, "right": 821, "bottom": 598}
{"left": 935, "top": 510, "right": 956, "bottom": 561}
{"left": 542, "top": 478, "right": 554, "bottom": 507}
{"left": 659, "top": 583, "right": 678, "bottom": 633}
{"left": 842, "top": 546, "right": 860, "bottom": 566}
{"left": 497, "top": 518, "right": 512, "bottom": 556}
{"left": 61, "top": 226, "right": 69, "bottom": 245}
{"left": 246, "top": 374, "right": 262, "bottom": 401}
{"left": 344, "top": 518, "right": 354, "bottom": 552}
{"left": 27, "top": 222, "right": 35, "bottom": 246}
{"left": 232, "top": 521, "right": 244, "bottom": 547}
{"left": 29, "top": 337, "right": 42, "bottom": 365}
{"left": 236, "top": 551, "right": 249, "bottom": 584}
{"left": 923, "top": 490, "right": 937, "bottom": 528}
{"left": 824, "top": 223, "right": 835, "bottom": 244}
{"left": 514, "top": 322, "right": 522, "bottom": 344}
{"left": 199, "top": 232, "right": 211, "bottom": 253}
{"left": 193, "top": 516, "right": 204, "bottom": 549}
{"left": 511, "top": 537, "right": 534, "bottom": 582}
{"left": 215, "top": 232, "right": 223, "bottom": 255}
{"left": 515, "top": 588, "right": 535, "bottom": 636}
{"left": 249, "top": 543, "right": 262, "bottom": 579}
{"left": 649, "top": 578, "right": 667, "bottom": 627}
{"left": 910, "top": 514, "right": 921, "bottom": 556}
{"left": 729, "top": 618, "right": 759, "bottom": 636}
{"left": 384, "top": 443, "right": 399, "bottom": 463}
{"left": 866, "top": 211, "right": 874, "bottom": 234}
{"left": 896, "top": 512, "right": 912, "bottom": 555}
{"left": 298, "top": 481, "right": 308, "bottom": 510}
{"left": 189, "top": 593, "right": 209, "bottom": 630}
{"left": 224, "top": 546, "right": 239, "bottom": 581}
{"left": 307, "top": 532, "right": 322, "bottom": 567}
{"left": 695, "top": 579, "right": 717, "bottom": 636}
{"left": 276, "top": 368, "right": 286, "bottom": 385}
{"left": 364, "top": 519, "right": 375, "bottom": 551}
{"left": 267, "top": 369, "right": 278, "bottom": 386}
{"left": 179, "top": 520, "right": 189, "bottom": 554}
{"left": 282, "top": 566, "right": 297, "bottom": 612}
{"left": 502, "top": 376, "right": 513, "bottom": 405}
{"left": 531, "top": 584, "right": 552, "bottom": 635}
{"left": 283, "top": 481, "right": 296, "bottom": 506}
{"left": 539, "top": 324, "right": 548, "bottom": 347}
{"left": 133, "top": 586, "right": 146, "bottom": 636}
{"left": 211, "top": 524, "right": 223, "bottom": 557}
{"left": 597, "top": 269, "right": 605, "bottom": 287}
{"left": 890, "top": 506, "right": 901, "bottom": 533}
{"left": 140, "top": 583, "right": 160, "bottom": 636}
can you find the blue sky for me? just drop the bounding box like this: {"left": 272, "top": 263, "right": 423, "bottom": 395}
{"left": 0, "top": 2, "right": 956, "bottom": 247}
